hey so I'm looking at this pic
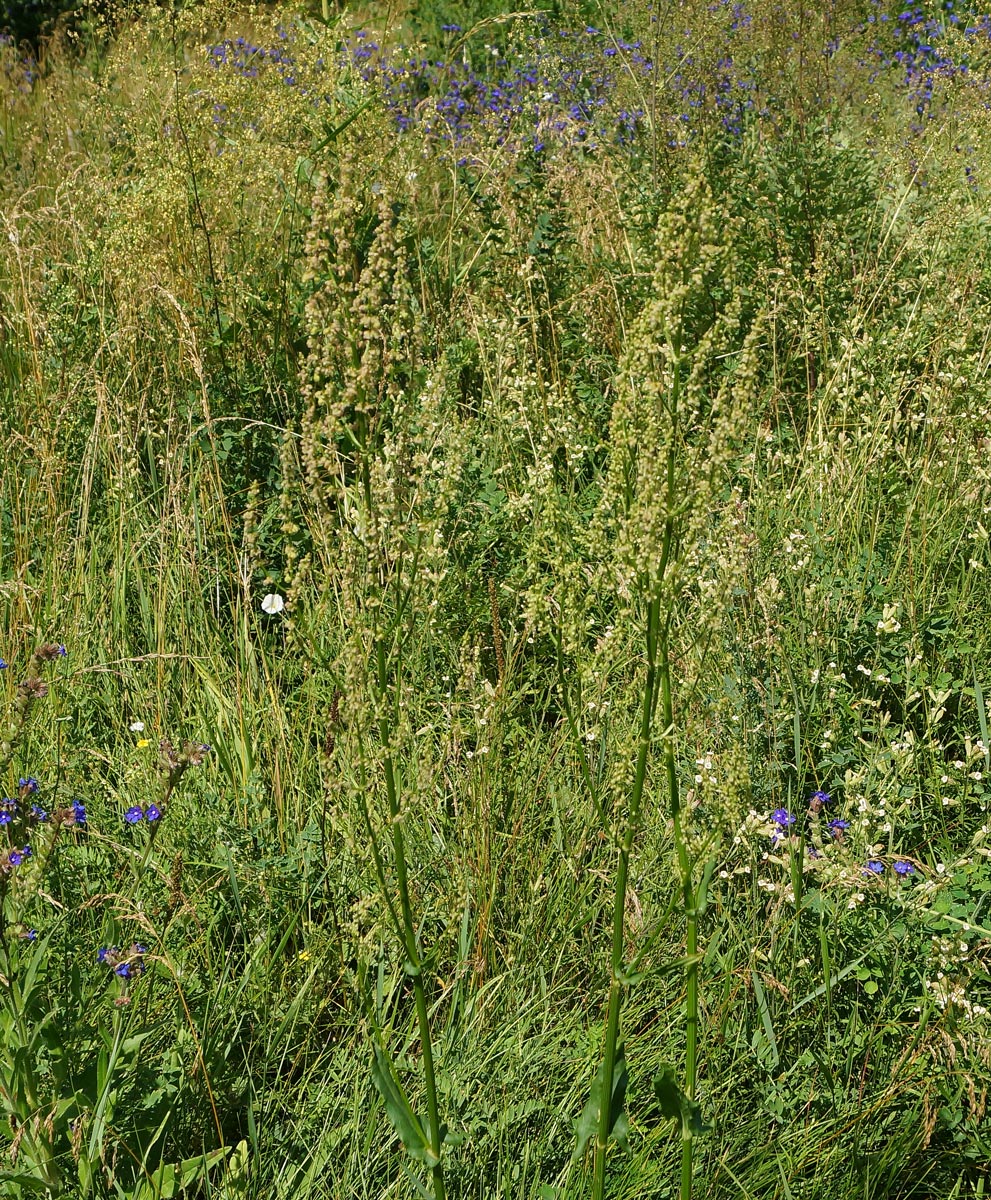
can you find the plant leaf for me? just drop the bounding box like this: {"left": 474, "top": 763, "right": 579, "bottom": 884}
{"left": 371, "top": 1047, "right": 439, "bottom": 1167}
{"left": 573, "top": 1042, "right": 630, "bottom": 1162}
{"left": 652, "top": 1064, "right": 710, "bottom": 1139}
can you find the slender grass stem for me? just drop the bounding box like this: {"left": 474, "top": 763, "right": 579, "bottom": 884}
{"left": 663, "top": 623, "right": 696, "bottom": 1200}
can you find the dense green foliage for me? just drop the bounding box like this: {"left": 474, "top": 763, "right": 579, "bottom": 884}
{"left": 1, "top": 1, "right": 991, "bottom": 1197}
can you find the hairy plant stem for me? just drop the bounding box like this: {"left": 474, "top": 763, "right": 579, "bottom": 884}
{"left": 375, "top": 638, "right": 446, "bottom": 1200}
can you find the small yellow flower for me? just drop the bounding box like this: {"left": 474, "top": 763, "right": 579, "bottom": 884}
{"left": 297, "top": 950, "right": 311, "bottom": 962}
{"left": 136, "top": 738, "right": 151, "bottom": 749}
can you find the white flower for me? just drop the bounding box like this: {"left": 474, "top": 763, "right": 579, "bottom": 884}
{"left": 129, "top": 721, "right": 145, "bottom": 733}
{"left": 261, "top": 593, "right": 285, "bottom": 615}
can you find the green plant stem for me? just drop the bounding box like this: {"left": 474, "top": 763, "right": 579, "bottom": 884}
{"left": 662, "top": 620, "right": 696, "bottom": 1200}
{"left": 376, "top": 638, "right": 446, "bottom": 1200}
{"left": 592, "top": 591, "right": 661, "bottom": 1200}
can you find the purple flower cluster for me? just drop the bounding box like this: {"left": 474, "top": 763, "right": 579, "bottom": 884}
{"left": 345, "top": 25, "right": 651, "bottom": 159}
{"left": 203, "top": 23, "right": 647, "bottom": 162}
{"left": 3, "top": 843, "right": 32, "bottom": 870}
{"left": 769, "top": 807, "right": 795, "bottom": 847}
{"left": 664, "top": 0, "right": 991, "bottom": 152}
{"left": 207, "top": 34, "right": 296, "bottom": 83}
{"left": 664, "top": 0, "right": 767, "bottom": 145}
{"left": 0, "top": 795, "right": 49, "bottom": 824}
{"left": 124, "top": 804, "right": 161, "bottom": 825}
{"left": 668, "top": 57, "right": 759, "bottom": 143}
{"left": 864, "top": 859, "right": 916, "bottom": 877}
{"left": 857, "top": 0, "right": 991, "bottom": 126}
{"left": 199, "top": 8, "right": 991, "bottom": 167}
{"left": 98, "top": 943, "right": 148, "bottom": 979}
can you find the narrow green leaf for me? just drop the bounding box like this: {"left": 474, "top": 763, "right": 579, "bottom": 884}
{"left": 974, "top": 667, "right": 989, "bottom": 770}
{"left": 750, "top": 970, "right": 780, "bottom": 1069}
{"left": 0, "top": 1173, "right": 52, "bottom": 1193}
{"left": 371, "top": 1047, "right": 438, "bottom": 1167}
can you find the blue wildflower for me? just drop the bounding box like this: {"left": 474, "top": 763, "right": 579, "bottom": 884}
{"left": 809, "top": 789, "right": 831, "bottom": 808}
{"left": 72, "top": 801, "right": 87, "bottom": 826}
{"left": 8, "top": 850, "right": 23, "bottom": 866}
{"left": 124, "top": 806, "right": 144, "bottom": 825}
{"left": 866, "top": 860, "right": 885, "bottom": 874}
{"left": 827, "top": 818, "right": 851, "bottom": 838}
{"left": 30, "top": 804, "right": 47, "bottom": 822}
{"left": 771, "top": 808, "right": 795, "bottom": 828}
{"left": 145, "top": 805, "right": 161, "bottom": 822}
{"left": 893, "top": 861, "right": 916, "bottom": 876}
{"left": 18, "top": 777, "right": 38, "bottom": 793}
{"left": 0, "top": 659, "right": 7, "bottom": 669}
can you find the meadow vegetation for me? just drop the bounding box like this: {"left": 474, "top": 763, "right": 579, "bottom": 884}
{"left": 2, "top": 0, "right": 991, "bottom": 1196}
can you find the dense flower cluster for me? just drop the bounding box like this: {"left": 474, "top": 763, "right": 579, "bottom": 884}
{"left": 346, "top": 26, "right": 650, "bottom": 159}
{"left": 207, "top": 32, "right": 297, "bottom": 82}
{"left": 0, "top": 792, "right": 49, "bottom": 824}
{"left": 668, "top": 26, "right": 760, "bottom": 140}
{"left": 204, "top": 22, "right": 650, "bottom": 160}
{"left": 857, "top": 0, "right": 991, "bottom": 123}
{"left": 98, "top": 943, "right": 148, "bottom": 979}
{"left": 198, "top": 6, "right": 991, "bottom": 159}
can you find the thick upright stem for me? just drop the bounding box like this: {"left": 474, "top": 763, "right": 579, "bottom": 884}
{"left": 592, "top": 593, "right": 660, "bottom": 1200}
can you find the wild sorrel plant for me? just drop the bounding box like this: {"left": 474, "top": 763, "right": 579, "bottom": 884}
{"left": 567, "top": 169, "right": 765, "bottom": 1198}
{"left": 299, "top": 159, "right": 471, "bottom": 1197}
